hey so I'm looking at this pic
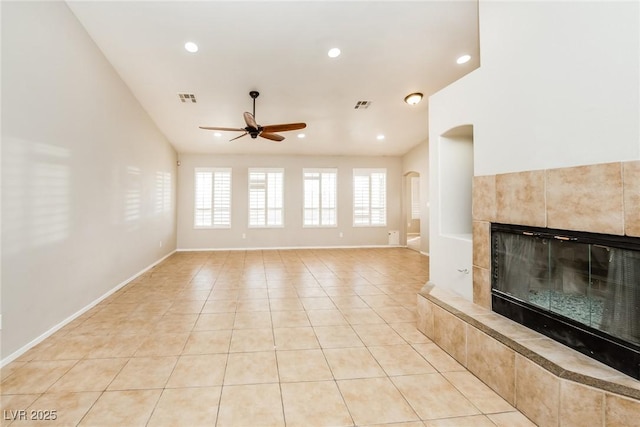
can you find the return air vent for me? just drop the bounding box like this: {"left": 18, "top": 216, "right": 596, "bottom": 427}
{"left": 178, "top": 93, "right": 197, "bottom": 103}
{"left": 354, "top": 100, "right": 372, "bottom": 109}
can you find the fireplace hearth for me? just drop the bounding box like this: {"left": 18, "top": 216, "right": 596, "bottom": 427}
{"left": 491, "top": 223, "right": 640, "bottom": 379}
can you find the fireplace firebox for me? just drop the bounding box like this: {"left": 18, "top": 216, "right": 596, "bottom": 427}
{"left": 491, "top": 223, "right": 640, "bottom": 380}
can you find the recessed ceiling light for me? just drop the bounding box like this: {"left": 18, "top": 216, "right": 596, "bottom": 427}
{"left": 376, "top": 134, "right": 385, "bottom": 140}
{"left": 404, "top": 92, "right": 423, "bottom": 105}
{"left": 327, "top": 48, "right": 341, "bottom": 58}
{"left": 456, "top": 54, "right": 471, "bottom": 64}
{"left": 214, "top": 132, "right": 222, "bottom": 137}
{"left": 297, "top": 133, "right": 306, "bottom": 139}
{"left": 184, "top": 42, "right": 199, "bottom": 53}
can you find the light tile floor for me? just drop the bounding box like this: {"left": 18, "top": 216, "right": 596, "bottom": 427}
{"left": 1, "top": 248, "right": 536, "bottom": 426}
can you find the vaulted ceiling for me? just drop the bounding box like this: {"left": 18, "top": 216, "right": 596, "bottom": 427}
{"left": 67, "top": 1, "right": 479, "bottom": 156}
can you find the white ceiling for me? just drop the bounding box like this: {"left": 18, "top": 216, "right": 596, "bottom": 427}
{"left": 67, "top": 1, "right": 479, "bottom": 157}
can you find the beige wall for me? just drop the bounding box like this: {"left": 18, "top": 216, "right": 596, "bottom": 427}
{"left": 1, "top": 2, "right": 178, "bottom": 361}
{"left": 176, "top": 153, "right": 403, "bottom": 249}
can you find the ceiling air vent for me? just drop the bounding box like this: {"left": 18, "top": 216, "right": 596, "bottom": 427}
{"left": 178, "top": 93, "right": 197, "bottom": 103}
{"left": 354, "top": 100, "right": 372, "bottom": 109}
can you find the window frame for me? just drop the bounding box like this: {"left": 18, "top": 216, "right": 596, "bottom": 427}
{"left": 352, "top": 168, "right": 387, "bottom": 227}
{"left": 193, "top": 167, "right": 232, "bottom": 229}
{"left": 302, "top": 168, "right": 338, "bottom": 228}
{"left": 248, "top": 167, "right": 285, "bottom": 228}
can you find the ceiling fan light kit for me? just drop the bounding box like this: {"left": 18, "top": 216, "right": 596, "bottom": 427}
{"left": 199, "top": 91, "right": 306, "bottom": 143}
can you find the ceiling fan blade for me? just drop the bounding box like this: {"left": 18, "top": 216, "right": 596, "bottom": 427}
{"left": 261, "top": 123, "right": 307, "bottom": 133}
{"left": 229, "top": 132, "right": 248, "bottom": 142}
{"left": 243, "top": 112, "right": 258, "bottom": 129}
{"left": 260, "top": 132, "right": 285, "bottom": 142}
{"left": 199, "top": 126, "right": 246, "bottom": 132}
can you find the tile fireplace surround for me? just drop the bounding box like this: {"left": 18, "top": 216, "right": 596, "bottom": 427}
{"left": 417, "top": 161, "right": 640, "bottom": 426}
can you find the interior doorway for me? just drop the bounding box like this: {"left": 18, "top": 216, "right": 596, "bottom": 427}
{"left": 405, "top": 171, "right": 421, "bottom": 251}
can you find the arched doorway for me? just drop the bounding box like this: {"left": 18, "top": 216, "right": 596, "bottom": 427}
{"left": 404, "top": 171, "right": 421, "bottom": 251}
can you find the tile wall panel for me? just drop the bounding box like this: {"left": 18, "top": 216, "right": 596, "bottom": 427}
{"left": 546, "top": 162, "right": 624, "bottom": 235}
{"left": 472, "top": 175, "right": 497, "bottom": 222}
{"left": 623, "top": 161, "right": 640, "bottom": 237}
{"left": 496, "top": 171, "right": 546, "bottom": 227}
{"left": 515, "top": 355, "right": 560, "bottom": 427}
{"left": 466, "top": 326, "right": 516, "bottom": 405}
{"left": 605, "top": 393, "right": 640, "bottom": 426}
{"left": 472, "top": 221, "right": 490, "bottom": 269}
{"left": 432, "top": 305, "right": 467, "bottom": 365}
{"left": 472, "top": 267, "right": 491, "bottom": 310}
{"left": 559, "top": 380, "right": 604, "bottom": 427}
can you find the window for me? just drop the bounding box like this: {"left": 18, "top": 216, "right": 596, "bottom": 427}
{"left": 411, "top": 176, "right": 420, "bottom": 220}
{"left": 303, "top": 168, "right": 337, "bottom": 227}
{"left": 249, "top": 168, "right": 284, "bottom": 227}
{"left": 353, "top": 168, "right": 386, "bottom": 226}
{"left": 194, "top": 168, "right": 231, "bottom": 228}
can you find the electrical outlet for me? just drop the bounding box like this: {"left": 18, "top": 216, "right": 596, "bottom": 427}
{"left": 339, "top": 232, "right": 343, "bottom": 238}
{"left": 159, "top": 241, "right": 163, "bottom": 248}
{"left": 242, "top": 233, "right": 246, "bottom": 239}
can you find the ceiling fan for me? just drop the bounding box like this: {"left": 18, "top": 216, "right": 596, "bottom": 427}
{"left": 200, "top": 91, "right": 306, "bottom": 142}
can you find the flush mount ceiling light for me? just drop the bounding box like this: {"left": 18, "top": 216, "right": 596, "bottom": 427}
{"left": 404, "top": 92, "right": 423, "bottom": 105}
{"left": 376, "top": 134, "right": 385, "bottom": 140}
{"left": 297, "top": 133, "right": 306, "bottom": 139}
{"left": 456, "top": 54, "right": 471, "bottom": 64}
{"left": 184, "top": 42, "right": 199, "bottom": 53}
{"left": 213, "top": 132, "right": 222, "bottom": 138}
{"left": 327, "top": 47, "right": 341, "bottom": 58}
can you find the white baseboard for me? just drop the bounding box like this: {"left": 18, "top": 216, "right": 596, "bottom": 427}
{"left": 1, "top": 250, "right": 176, "bottom": 367}
{"left": 176, "top": 244, "right": 405, "bottom": 252}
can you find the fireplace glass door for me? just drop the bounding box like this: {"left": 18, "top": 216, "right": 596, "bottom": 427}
{"left": 493, "top": 227, "right": 640, "bottom": 348}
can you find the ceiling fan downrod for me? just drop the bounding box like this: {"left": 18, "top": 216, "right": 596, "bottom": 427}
{"left": 249, "top": 91, "right": 259, "bottom": 118}
{"left": 247, "top": 91, "right": 261, "bottom": 138}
